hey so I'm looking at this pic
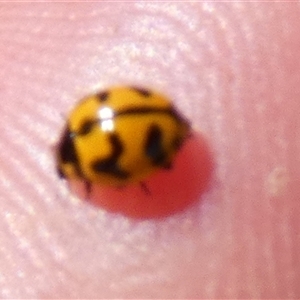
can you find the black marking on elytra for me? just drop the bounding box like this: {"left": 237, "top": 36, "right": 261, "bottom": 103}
{"left": 77, "top": 119, "right": 97, "bottom": 136}
{"left": 116, "top": 106, "right": 172, "bottom": 117}
{"left": 91, "top": 133, "right": 130, "bottom": 179}
{"left": 145, "top": 124, "right": 167, "bottom": 166}
{"left": 96, "top": 91, "right": 109, "bottom": 102}
{"left": 73, "top": 107, "right": 187, "bottom": 136}
{"left": 57, "top": 126, "right": 82, "bottom": 177}
{"left": 115, "top": 106, "right": 188, "bottom": 128}
{"left": 131, "top": 87, "right": 151, "bottom": 97}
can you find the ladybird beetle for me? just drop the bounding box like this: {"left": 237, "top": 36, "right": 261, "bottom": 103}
{"left": 56, "top": 86, "right": 191, "bottom": 195}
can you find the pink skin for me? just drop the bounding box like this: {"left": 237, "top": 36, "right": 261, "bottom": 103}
{"left": 0, "top": 2, "right": 299, "bottom": 298}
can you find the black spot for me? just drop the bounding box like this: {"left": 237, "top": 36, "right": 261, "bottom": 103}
{"left": 96, "top": 91, "right": 109, "bottom": 102}
{"left": 91, "top": 133, "right": 130, "bottom": 179}
{"left": 77, "top": 119, "right": 96, "bottom": 135}
{"left": 131, "top": 87, "right": 151, "bottom": 97}
{"left": 57, "top": 126, "right": 82, "bottom": 177}
{"left": 145, "top": 125, "right": 167, "bottom": 166}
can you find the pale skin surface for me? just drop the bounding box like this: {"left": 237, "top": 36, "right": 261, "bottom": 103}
{"left": 0, "top": 2, "right": 299, "bottom": 298}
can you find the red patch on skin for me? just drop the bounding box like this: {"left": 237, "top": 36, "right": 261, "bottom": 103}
{"left": 69, "top": 132, "right": 213, "bottom": 219}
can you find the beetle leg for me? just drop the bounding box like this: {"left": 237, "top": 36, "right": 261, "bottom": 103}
{"left": 84, "top": 180, "right": 92, "bottom": 200}
{"left": 140, "top": 182, "right": 151, "bottom": 196}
